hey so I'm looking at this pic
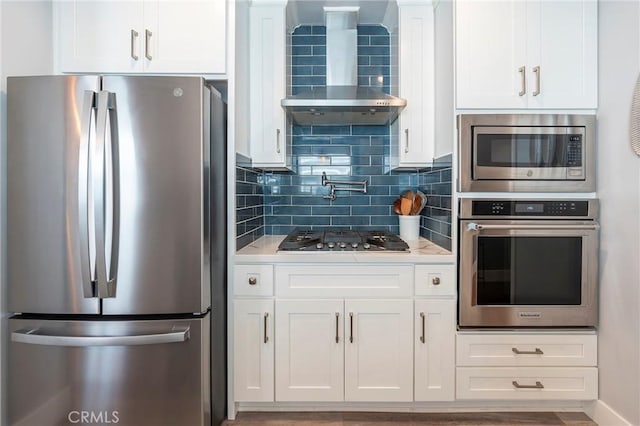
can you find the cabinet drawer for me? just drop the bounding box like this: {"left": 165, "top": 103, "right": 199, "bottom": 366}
{"left": 456, "top": 367, "right": 598, "bottom": 400}
{"left": 414, "top": 264, "right": 455, "bottom": 296}
{"left": 274, "top": 265, "right": 413, "bottom": 298}
{"left": 457, "top": 334, "right": 597, "bottom": 367}
{"left": 234, "top": 264, "right": 274, "bottom": 296}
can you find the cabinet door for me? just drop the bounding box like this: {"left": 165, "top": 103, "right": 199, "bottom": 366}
{"left": 455, "top": 0, "right": 527, "bottom": 108}
{"left": 344, "top": 300, "right": 413, "bottom": 401}
{"left": 249, "top": 4, "right": 289, "bottom": 169}
{"left": 396, "top": 4, "right": 435, "bottom": 168}
{"left": 527, "top": 0, "right": 597, "bottom": 108}
{"left": 143, "top": 0, "right": 226, "bottom": 74}
{"left": 275, "top": 300, "right": 344, "bottom": 401}
{"left": 58, "top": 1, "right": 144, "bottom": 73}
{"left": 234, "top": 299, "right": 274, "bottom": 402}
{"left": 414, "top": 300, "right": 456, "bottom": 401}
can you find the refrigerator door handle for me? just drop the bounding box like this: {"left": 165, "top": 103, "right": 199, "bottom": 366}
{"left": 11, "top": 328, "right": 190, "bottom": 347}
{"left": 79, "top": 90, "right": 97, "bottom": 298}
{"left": 105, "top": 92, "right": 120, "bottom": 287}
{"left": 94, "top": 91, "right": 118, "bottom": 298}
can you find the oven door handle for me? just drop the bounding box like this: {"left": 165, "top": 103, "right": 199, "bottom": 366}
{"left": 467, "top": 223, "right": 599, "bottom": 232}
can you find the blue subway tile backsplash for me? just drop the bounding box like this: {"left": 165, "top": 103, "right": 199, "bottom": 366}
{"left": 235, "top": 25, "right": 453, "bottom": 251}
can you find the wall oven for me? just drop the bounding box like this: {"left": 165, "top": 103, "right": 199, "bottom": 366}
{"left": 459, "top": 198, "right": 599, "bottom": 327}
{"left": 458, "top": 114, "right": 596, "bottom": 192}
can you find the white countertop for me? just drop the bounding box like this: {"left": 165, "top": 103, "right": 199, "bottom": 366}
{"left": 235, "top": 235, "right": 455, "bottom": 264}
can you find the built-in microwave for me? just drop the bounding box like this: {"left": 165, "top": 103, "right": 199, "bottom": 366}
{"left": 458, "top": 114, "right": 596, "bottom": 192}
{"left": 458, "top": 198, "right": 599, "bottom": 328}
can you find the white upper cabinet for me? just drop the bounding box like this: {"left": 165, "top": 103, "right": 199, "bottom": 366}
{"left": 393, "top": 1, "right": 436, "bottom": 169}
{"left": 58, "top": 0, "right": 226, "bottom": 74}
{"left": 455, "top": 0, "right": 597, "bottom": 109}
{"left": 248, "top": 1, "right": 290, "bottom": 170}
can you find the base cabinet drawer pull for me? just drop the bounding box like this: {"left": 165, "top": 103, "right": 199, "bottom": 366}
{"left": 512, "top": 347, "right": 544, "bottom": 355}
{"left": 512, "top": 380, "right": 544, "bottom": 389}
{"left": 263, "top": 313, "right": 269, "bottom": 344}
{"left": 349, "top": 312, "right": 354, "bottom": 343}
{"left": 248, "top": 277, "right": 257, "bottom": 286}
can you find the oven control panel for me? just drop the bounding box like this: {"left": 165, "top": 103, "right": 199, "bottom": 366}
{"left": 471, "top": 200, "right": 590, "bottom": 216}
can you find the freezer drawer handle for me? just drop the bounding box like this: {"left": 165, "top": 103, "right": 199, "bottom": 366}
{"left": 11, "top": 328, "right": 189, "bottom": 347}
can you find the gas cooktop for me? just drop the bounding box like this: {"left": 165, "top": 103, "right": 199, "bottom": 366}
{"left": 277, "top": 229, "right": 410, "bottom": 252}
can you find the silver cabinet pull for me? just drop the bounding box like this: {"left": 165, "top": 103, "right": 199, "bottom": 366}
{"left": 263, "top": 312, "right": 269, "bottom": 344}
{"left": 419, "top": 312, "right": 426, "bottom": 343}
{"left": 533, "top": 66, "right": 541, "bottom": 96}
{"left": 349, "top": 312, "right": 354, "bottom": 343}
{"left": 130, "top": 29, "right": 139, "bottom": 60}
{"left": 335, "top": 312, "right": 339, "bottom": 343}
{"left": 512, "top": 347, "right": 544, "bottom": 355}
{"left": 276, "top": 128, "right": 281, "bottom": 154}
{"left": 404, "top": 128, "right": 409, "bottom": 153}
{"left": 145, "top": 29, "right": 153, "bottom": 60}
{"left": 512, "top": 381, "right": 544, "bottom": 389}
{"left": 518, "top": 66, "right": 526, "bottom": 96}
{"left": 248, "top": 277, "right": 257, "bottom": 286}
{"left": 432, "top": 277, "right": 441, "bottom": 286}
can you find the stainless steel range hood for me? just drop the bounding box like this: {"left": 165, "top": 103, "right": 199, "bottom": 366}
{"left": 281, "top": 7, "right": 406, "bottom": 126}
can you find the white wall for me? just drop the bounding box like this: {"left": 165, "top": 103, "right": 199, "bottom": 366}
{"left": 596, "top": 1, "right": 640, "bottom": 424}
{"left": 0, "top": 1, "right": 54, "bottom": 423}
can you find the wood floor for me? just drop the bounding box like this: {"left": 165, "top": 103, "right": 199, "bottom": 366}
{"left": 223, "top": 411, "right": 597, "bottom": 426}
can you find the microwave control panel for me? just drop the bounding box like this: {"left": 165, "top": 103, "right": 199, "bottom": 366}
{"left": 471, "top": 200, "right": 590, "bottom": 217}
{"left": 567, "top": 135, "right": 583, "bottom": 167}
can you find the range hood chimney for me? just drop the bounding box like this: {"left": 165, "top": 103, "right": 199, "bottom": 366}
{"left": 281, "top": 6, "right": 406, "bottom": 126}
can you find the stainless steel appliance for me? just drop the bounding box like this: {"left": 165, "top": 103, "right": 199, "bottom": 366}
{"left": 458, "top": 114, "right": 596, "bottom": 192}
{"left": 7, "top": 75, "right": 227, "bottom": 425}
{"left": 458, "top": 198, "right": 599, "bottom": 327}
{"left": 281, "top": 8, "right": 406, "bottom": 126}
{"left": 277, "top": 229, "right": 410, "bottom": 252}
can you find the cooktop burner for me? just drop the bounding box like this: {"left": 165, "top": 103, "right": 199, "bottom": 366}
{"left": 278, "top": 229, "right": 410, "bottom": 252}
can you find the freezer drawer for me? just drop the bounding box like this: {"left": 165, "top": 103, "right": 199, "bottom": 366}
{"left": 8, "top": 316, "right": 210, "bottom": 426}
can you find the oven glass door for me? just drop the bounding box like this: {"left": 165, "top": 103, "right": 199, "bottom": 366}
{"left": 476, "top": 235, "right": 582, "bottom": 305}
{"left": 459, "top": 220, "right": 598, "bottom": 327}
{"left": 472, "top": 127, "right": 585, "bottom": 180}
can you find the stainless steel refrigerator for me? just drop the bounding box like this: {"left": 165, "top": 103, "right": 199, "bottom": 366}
{"left": 7, "top": 75, "right": 227, "bottom": 426}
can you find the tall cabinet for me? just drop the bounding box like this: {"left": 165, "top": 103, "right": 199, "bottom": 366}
{"left": 392, "top": 0, "right": 436, "bottom": 168}
{"left": 248, "top": 0, "right": 290, "bottom": 170}
{"left": 455, "top": 0, "right": 597, "bottom": 109}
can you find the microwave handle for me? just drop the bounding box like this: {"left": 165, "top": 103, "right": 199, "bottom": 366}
{"left": 467, "top": 223, "right": 599, "bottom": 232}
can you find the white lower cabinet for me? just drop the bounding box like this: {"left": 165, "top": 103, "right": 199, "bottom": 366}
{"left": 455, "top": 333, "right": 598, "bottom": 401}
{"left": 414, "top": 300, "right": 456, "bottom": 401}
{"left": 456, "top": 367, "right": 598, "bottom": 400}
{"left": 275, "top": 300, "right": 344, "bottom": 401}
{"left": 344, "top": 300, "right": 414, "bottom": 402}
{"left": 234, "top": 299, "right": 274, "bottom": 402}
{"left": 274, "top": 299, "right": 413, "bottom": 402}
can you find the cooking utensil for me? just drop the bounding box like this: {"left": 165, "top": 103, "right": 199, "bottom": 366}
{"left": 393, "top": 198, "right": 403, "bottom": 215}
{"left": 410, "top": 195, "right": 421, "bottom": 215}
{"left": 416, "top": 191, "right": 427, "bottom": 215}
{"left": 401, "top": 189, "right": 414, "bottom": 201}
{"left": 400, "top": 197, "right": 413, "bottom": 215}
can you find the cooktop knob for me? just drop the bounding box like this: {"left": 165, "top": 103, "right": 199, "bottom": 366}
{"left": 351, "top": 242, "right": 359, "bottom": 248}
{"left": 316, "top": 242, "right": 324, "bottom": 249}
{"left": 363, "top": 242, "right": 371, "bottom": 249}
{"left": 339, "top": 242, "right": 347, "bottom": 249}
{"left": 327, "top": 242, "right": 335, "bottom": 249}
